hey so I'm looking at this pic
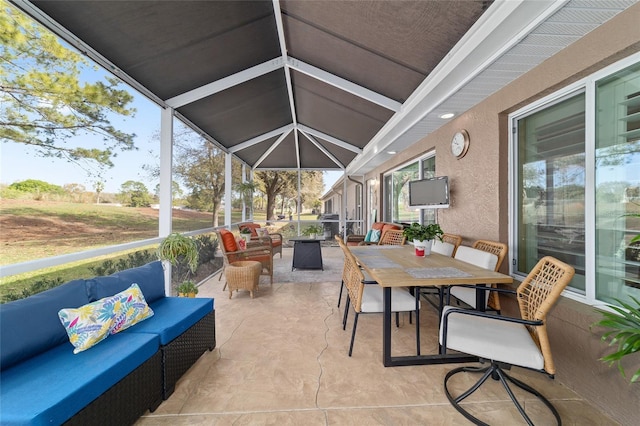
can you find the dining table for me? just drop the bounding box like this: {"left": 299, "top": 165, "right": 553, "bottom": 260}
{"left": 349, "top": 244, "right": 514, "bottom": 367}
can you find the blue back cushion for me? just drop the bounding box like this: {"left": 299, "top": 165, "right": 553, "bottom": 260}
{"left": 91, "top": 261, "right": 165, "bottom": 303}
{"left": 0, "top": 279, "right": 90, "bottom": 370}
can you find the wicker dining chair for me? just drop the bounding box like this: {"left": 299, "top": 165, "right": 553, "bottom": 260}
{"left": 448, "top": 239, "right": 508, "bottom": 312}
{"left": 335, "top": 235, "right": 377, "bottom": 311}
{"left": 338, "top": 241, "right": 419, "bottom": 356}
{"left": 441, "top": 233, "right": 463, "bottom": 256}
{"left": 378, "top": 228, "right": 406, "bottom": 246}
{"left": 439, "top": 256, "right": 575, "bottom": 426}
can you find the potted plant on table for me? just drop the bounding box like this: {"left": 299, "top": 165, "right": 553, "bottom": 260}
{"left": 304, "top": 224, "right": 323, "bottom": 240}
{"left": 177, "top": 280, "right": 199, "bottom": 297}
{"left": 157, "top": 233, "right": 199, "bottom": 295}
{"left": 239, "top": 226, "right": 253, "bottom": 243}
{"left": 403, "top": 223, "right": 444, "bottom": 256}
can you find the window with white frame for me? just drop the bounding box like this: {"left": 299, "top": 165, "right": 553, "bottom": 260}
{"left": 383, "top": 153, "right": 436, "bottom": 224}
{"left": 511, "top": 55, "right": 640, "bottom": 306}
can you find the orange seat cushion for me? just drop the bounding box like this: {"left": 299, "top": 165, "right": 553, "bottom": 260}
{"left": 382, "top": 224, "right": 401, "bottom": 235}
{"left": 371, "top": 222, "right": 384, "bottom": 231}
{"left": 220, "top": 229, "right": 238, "bottom": 252}
{"left": 271, "top": 239, "right": 282, "bottom": 247}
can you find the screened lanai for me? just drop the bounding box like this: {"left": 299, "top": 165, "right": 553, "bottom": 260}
{"left": 5, "top": 0, "right": 634, "bottom": 281}
{"left": 3, "top": 1, "right": 640, "bottom": 424}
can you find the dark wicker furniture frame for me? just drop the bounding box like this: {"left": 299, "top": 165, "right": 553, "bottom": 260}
{"left": 161, "top": 310, "right": 216, "bottom": 399}
{"left": 65, "top": 351, "right": 163, "bottom": 426}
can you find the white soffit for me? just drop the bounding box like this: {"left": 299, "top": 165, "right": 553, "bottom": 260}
{"left": 348, "top": 0, "right": 638, "bottom": 175}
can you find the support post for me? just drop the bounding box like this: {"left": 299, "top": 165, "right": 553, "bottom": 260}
{"left": 225, "top": 153, "right": 232, "bottom": 228}
{"left": 159, "top": 107, "right": 173, "bottom": 296}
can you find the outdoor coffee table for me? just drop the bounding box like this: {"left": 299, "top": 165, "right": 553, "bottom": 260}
{"left": 290, "top": 237, "right": 324, "bottom": 271}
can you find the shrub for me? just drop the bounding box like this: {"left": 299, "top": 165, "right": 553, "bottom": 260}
{"left": 1, "top": 277, "right": 64, "bottom": 302}
{"left": 90, "top": 250, "right": 157, "bottom": 276}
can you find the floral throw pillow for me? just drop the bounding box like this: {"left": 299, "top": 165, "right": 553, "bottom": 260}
{"left": 58, "top": 283, "right": 154, "bottom": 354}
{"left": 58, "top": 295, "right": 120, "bottom": 354}
{"left": 110, "top": 283, "right": 154, "bottom": 334}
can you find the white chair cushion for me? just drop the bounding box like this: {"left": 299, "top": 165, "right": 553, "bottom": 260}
{"left": 432, "top": 240, "right": 455, "bottom": 257}
{"left": 439, "top": 306, "right": 544, "bottom": 370}
{"left": 450, "top": 246, "right": 498, "bottom": 308}
{"left": 362, "top": 269, "right": 376, "bottom": 283}
{"left": 361, "top": 286, "right": 418, "bottom": 313}
{"left": 449, "top": 286, "right": 489, "bottom": 309}
{"left": 454, "top": 246, "right": 498, "bottom": 270}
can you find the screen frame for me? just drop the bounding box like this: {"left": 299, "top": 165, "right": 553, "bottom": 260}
{"left": 408, "top": 176, "right": 450, "bottom": 209}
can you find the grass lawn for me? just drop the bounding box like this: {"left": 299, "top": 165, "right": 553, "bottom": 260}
{"left": 0, "top": 199, "right": 325, "bottom": 301}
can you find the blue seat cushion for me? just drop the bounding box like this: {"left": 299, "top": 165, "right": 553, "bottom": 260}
{"left": 0, "top": 333, "right": 159, "bottom": 426}
{"left": 0, "top": 279, "right": 90, "bottom": 371}
{"left": 123, "top": 297, "right": 213, "bottom": 345}
{"left": 91, "top": 261, "right": 165, "bottom": 304}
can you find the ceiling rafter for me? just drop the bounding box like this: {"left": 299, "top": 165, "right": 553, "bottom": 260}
{"left": 299, "top": 129, "right": 345, "bottom": 169}
{"left": 229, "top": 124, "right": 294, "bottom": 153}
{"left": 165, "top": 58, "right": 284, "bottom": 108}
{"left": 286, "top": 57, "right": 402, "bottom": 112}
{"left": 253, "top": 128, "right": 292, "bottom": 169}
{"left": 298, "top": 124, "right": 362, "bottom": 154}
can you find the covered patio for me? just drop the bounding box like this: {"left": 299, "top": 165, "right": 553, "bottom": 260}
{"left": 136, "top": 246, "right": 616, "bottom": 425}
{"left": 4, "top": 0, "right": 640, "bottom": 424}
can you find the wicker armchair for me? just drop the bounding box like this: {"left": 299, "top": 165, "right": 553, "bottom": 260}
{"left": 358, "top": 228, "right": 406, "bottom": 246}
{"left": 440, "top": 256, "right": 575, "bottom": 425}
{"left": 346, "top": 222, "right": 403, "bottom": 246}
{"left": 238, "top": 222, "right": 283, "bottom": 258}
{"left": 216, "top": 229, "right": 273, "bottom": 284}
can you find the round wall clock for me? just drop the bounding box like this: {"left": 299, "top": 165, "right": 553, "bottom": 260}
{"left": 451, "top": 129, "right": 470, "bottom": 159}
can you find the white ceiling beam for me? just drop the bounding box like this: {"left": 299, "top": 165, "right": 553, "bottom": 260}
{"left": 165, "top": 58, "right": 284, "bottom": 108}
{"left": 229, "top": 124, "right": 294, "bottom": 153}
{"left": 272, "top": 0, "right": 298, "bottom": 126}
{"left": 294, "top": 129, "right": 300, "bottom": 169}
{"left": 253, "top": 129, "right": 291, "bottom": 168}
{"left": 299, "top": 129, "right": 345, "bottom": 169}
{"left": 287, "top": 57, "right": 402, "bottom": 112}
{"left": 297, "top": 124, "right": 362, "bottom": 154}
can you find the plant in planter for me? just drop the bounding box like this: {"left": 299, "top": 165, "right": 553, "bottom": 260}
{"left": 593, "top": 296, "right": 640, "bottom": 383}
{"left": 593, "top": 211, "right": 640, "bottom": 383}
{"left": 304, "top": 224, "right": 323, "bottom": 239}
{"left": 239, "top": 226, "right": 253, "bottom": 242}
{"left": 157, "top": 233, "right": 199, "bottom": 293}
{"left": 402, "top": 223, "right": 444, "bottom": 256}
{"left": 177, "top": 280, "right": 199, "bottom": 297}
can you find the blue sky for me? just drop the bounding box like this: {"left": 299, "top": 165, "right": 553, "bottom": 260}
{"left": 0, "top": 68, "right": 342, "bottom": 195}
{"left": 0, "top": 9, "right": 342, "bottom": 197}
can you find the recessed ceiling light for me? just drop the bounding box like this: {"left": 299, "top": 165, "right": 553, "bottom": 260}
{"left": 387, "top": 150, "right": 397, "bottom": 155}
{"left": 439, "top": 113, "right": 455, "bottom": 119}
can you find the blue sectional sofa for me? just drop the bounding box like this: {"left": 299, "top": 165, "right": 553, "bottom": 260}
{"left": 0, "top": 261, "right": 216, "bottom": 425}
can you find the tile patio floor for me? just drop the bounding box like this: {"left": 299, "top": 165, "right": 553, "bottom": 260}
{"left": 136, "top": 246, "right": 618, "bottom": 425}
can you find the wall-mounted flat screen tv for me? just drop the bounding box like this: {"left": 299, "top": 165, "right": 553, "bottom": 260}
{"left": 408, "top": 176, "right": 450, "bottom": 209}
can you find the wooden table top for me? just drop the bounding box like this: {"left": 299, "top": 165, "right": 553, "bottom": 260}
{"left": 349, "top": 245, "right": 513, "bottom": 288}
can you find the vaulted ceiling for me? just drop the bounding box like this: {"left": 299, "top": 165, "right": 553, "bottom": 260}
{"left": 14, "top": 0, "right": 637, "bottom": 175}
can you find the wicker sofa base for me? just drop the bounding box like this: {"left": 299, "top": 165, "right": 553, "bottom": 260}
{"left": 65, "top": 350, "right": 163, "bottom": 426}
{"left": 162, "top": 310, "right": 216, "bottom": 399}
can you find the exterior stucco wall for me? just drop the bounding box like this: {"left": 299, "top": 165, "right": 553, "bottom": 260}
{"left": 362, "top": 4, "right": 640, "bottom": 424}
